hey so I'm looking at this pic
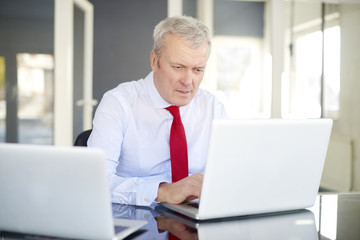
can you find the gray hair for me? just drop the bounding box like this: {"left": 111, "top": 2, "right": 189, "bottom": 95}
{"left": 152, "top": 16, "right": 211, "bottom": 57}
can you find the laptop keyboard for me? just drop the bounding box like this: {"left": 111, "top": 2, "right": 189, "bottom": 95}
{"left": 185, "top": 202, "right": 199, "bottom": 209}
{"left": 114, "top": 225, "right": 129, "bottom": 234}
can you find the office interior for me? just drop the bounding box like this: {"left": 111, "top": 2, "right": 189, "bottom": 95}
{"left": 0, "top": 0, "right": 359, "bottom": 194}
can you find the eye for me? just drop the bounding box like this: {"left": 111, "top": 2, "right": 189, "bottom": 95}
{"left": 195, "top": 68, "right": 204, "bottom": 73}
{"left": 173, "top": 65, "right": 182, "bottom": 70}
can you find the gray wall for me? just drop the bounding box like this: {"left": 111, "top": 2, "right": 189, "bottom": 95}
{"left": 214, "top": 0, "right": 264, "bottom": 37}
{"left": 182, "top": 0, "right": 265, "bottom": 38}
{"left": 89, "top": 0, "right": 167, "bottom": 103}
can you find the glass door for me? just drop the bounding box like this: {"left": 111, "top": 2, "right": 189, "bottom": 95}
{"left": 0, "top": 0, "right": 94, "bottom": 146}
{"left": 73, "top": 0, "right": 96, "bottom": 143}
{"left": 0, "top": 0, "right": 55, "bottom": 144}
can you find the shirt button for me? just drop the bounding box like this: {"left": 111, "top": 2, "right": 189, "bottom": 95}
{"left": 144, "top": 197, "right": 149, "bottom": 202}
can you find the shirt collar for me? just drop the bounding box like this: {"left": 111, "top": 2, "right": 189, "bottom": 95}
{"left": 146, "top": 71, "right": 171, "bottom": 109}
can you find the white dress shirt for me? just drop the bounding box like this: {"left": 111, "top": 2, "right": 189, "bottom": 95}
{"left": 88, "top": 72, "right": 228, "bottom": 206}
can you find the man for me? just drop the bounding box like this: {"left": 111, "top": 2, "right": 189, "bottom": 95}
{"left": 88, "top": 16, "right": 227, "bottom": 206}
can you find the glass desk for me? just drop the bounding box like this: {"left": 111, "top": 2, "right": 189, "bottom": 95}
{"left": 1, "top": 193, "right": 360, "bottom": 239}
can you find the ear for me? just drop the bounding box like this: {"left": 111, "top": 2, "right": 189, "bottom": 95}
{"left": 150, "top": 50, "right": 157, "bottom": 71}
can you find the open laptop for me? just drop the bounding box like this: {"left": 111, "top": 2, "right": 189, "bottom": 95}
{"left": 161, "top": 119, "right": 333, "bottom": 220}
{"left": 0, "top": 143, "right": 147, "bottom": 240}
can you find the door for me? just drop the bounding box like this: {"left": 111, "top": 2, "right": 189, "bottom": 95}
{"left": 0, "top": 0, "right": 94, "bottom": 146}
{"left": 54, "top": 0, "right": 94, "bottom": 146}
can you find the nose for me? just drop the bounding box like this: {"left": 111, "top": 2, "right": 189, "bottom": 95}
{"left": 181, "top": 69, "right": 193, "bottom": 87}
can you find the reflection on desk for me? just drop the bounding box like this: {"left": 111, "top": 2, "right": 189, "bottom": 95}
{"left": 197, "top": 210, "right": 315, "bottom": 239}
{"left": 112, "top": 204, "right": 317, "bottom": 239}
{"left": 309, "top": 193, "right": 360, "bottom": 240}
{"left": 112, "top": 193, "right": 360, "bottom": 240}
{"left": 153, "top": 208, "right": 317, "bottom": 240}
{"left": 2, "top": 193, "right": 360, "bottom": 239}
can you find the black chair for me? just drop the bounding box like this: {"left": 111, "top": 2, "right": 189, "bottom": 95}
{"left": 74, "top": 129, "right": 92, "bottom": 147}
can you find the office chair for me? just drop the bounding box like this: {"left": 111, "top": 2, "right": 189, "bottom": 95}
{"left": 74, "top": 129, "right": 92, "bottom": 147}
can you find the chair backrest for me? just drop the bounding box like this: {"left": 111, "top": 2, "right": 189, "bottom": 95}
{"left": 74, "top": 129, "right": 92, "bottom": 147}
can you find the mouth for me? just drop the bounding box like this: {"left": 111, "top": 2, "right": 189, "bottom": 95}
{"left": 176, "top": 90, "right": 191, "bottom": 95}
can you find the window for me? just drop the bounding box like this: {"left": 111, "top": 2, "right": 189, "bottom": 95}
{"left": 17, "top": 53, "right": 54, "bottom": 144}
{"left": 200, "top": 0, "right": 271, "bottom": 119}
{"left": 283, "top": 5, "right": 340, "bottom": 119}
{"left": 202, "top": 36, "right": 271, "bottom": 118}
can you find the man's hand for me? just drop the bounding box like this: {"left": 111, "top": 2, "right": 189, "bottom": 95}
{"left": 155, "top": 173, "right": 203, "bottom": 204}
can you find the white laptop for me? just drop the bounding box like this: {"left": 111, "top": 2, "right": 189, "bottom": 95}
{"left": 161, "top": 119, "right": 333, "bottom": 220}
{"left": 0, "top": 143, "right": 147, "bottom": 240}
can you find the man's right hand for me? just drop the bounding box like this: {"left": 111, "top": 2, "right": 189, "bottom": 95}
{"left": 155, "top": 173, "right": 203, "bottom": 204}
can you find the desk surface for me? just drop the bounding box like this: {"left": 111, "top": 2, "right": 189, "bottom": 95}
{"left": 2, "top": 193, "right": 360, "bottom": 240}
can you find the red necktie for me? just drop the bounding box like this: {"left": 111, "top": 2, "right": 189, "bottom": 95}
{"left": 166, "top": 106, "right": 189, "bottom": 182}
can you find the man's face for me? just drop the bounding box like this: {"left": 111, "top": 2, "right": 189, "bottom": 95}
{"left": 151, "top": 34, "right": 209, "bottom": 107}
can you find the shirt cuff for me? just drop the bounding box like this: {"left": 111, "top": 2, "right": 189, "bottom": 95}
{"left": 136, "top": 180, "right": 164, "bottom": 206}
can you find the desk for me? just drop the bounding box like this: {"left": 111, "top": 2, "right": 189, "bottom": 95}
{"left": 2, "top": 193, "right": 360, "bottom": 239}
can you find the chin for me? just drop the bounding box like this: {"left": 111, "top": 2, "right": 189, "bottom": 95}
{"left": 169, "top": 94, "right": 194, "bottom": 107}
{"left": 174, "top": 99, "right": 192, "bottom": 107}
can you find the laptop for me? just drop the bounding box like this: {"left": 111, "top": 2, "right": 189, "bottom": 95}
{"left": 161, "top": 119, "right": 333, "bottom": 220}
{"left": 0, "top": 143, "right": 147, "bottom": 240}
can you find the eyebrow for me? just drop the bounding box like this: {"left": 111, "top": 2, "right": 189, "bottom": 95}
{"left": 170, "top": 62, "right": 206, "bottom": 69}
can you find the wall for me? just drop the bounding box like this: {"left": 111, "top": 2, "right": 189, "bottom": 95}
{"left": 213, "top": 0, "right": 264, "bottom": 37}
{"left": 88, "top": 0, "right": 167, "bottom": 103}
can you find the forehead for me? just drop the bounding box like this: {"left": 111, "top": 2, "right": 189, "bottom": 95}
{"left": 161, "top": 34, "right": 209, "bottom": 66}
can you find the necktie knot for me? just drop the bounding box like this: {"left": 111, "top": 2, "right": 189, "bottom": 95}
{"left": 166, "top": 106, "right": 180, "bottom": 119}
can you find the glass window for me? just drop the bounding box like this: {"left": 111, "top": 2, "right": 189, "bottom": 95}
{"left": 203, "top": 36, "right": 271, "bottom": 118}
{"left": 285, "top": 26, "right": 340, "bottom": 119}
{"left": 17, "top": 53, "right": 54, "bottom": 144}
{"left": 201, "top": 0, "right": 271, "bottom": 119}
{"left": 283, "top": 2, "right": 340, "bottom": 119}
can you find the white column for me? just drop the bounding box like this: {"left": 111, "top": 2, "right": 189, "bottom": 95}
{"left": 197, "top": 0, "right": 213, "bottom": 36}
{"left": 270, "top": 0, "right": 285, "bottom": 118}
{"left": 168, "top": 0, "right": 183, "bottom": 17}
{"left": 54, "top": 0, "right": 74, "bottom": 146}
